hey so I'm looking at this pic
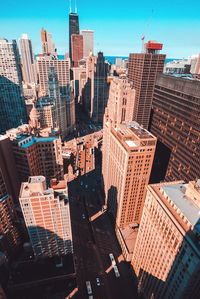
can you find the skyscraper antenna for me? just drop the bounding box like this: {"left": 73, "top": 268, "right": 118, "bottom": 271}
{"left": 69, "top": 0, "right": 72, "bottom": 13}
{"left": 75, "top": 0, "right": 77, "bottom": 13}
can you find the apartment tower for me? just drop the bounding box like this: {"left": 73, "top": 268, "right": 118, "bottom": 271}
{"left": 19, "top": 34, "right": 37, "bottom": 84}
{"left": 71, "top": 34, "right": 83, "bottom": 67}
{"left": 128, "top": 41, "right": 165, "bottom": 129}
{"left": 81, "top": 30, "right": 94, "bottom": 58}
{"left": 132, "top": 180, "right": 200, "bottom": 299}
{"left": 150, "top": 74, "right": 200, "bottom": 183}
{"left": 102, "top": 121, "right": 156, "bottom": 228}
{"left": 0, "top": 39, "right": 27, "bottom": 132}
{"left": 19, "top": 176, "right": 73, "bottom": 257}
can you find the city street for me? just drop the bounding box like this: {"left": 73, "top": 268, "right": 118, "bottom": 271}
{"left": 68, "top": 135, "right": 138, "bottom": 299}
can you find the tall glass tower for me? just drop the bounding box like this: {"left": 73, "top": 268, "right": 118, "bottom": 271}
{"left": 69, "top": 13, "right": 79, "bottom": 63}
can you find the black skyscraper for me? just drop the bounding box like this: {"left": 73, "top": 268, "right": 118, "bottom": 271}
{"left": 69, "top": 13, "right": 79, "bottom": 63}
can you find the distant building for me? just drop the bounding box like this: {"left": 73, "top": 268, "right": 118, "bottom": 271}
{"left": 5, "top": 128, "right": 63, "bottom": 184}
{"left": 102, "top": 121, "right": 156, "bottom": 228}
{"left": 81, "top": 30, "right": 94, "bottom": 58}
{"left": 190, "top": 53, "right": 200, "bottom": 79}
{"left": 19, "top": 176, "right": 73, "bottom": 257}
{"left": 40, "top": 28, "right": 56, "bottom": 56}
{"left": 132, "top": 180, "right": 200, "bottom": 299}
{"left": 19, "top": 34, "right": 37, "bottom": 84}
{"left": 150, "top": 74, "right": 200, "bottom": 183}
{"left": 69, "top": 13, "right": 79, "bottom": 63}
{"left": 83, "top": 52, "right": 109, "bottom": 123}
{"left": 0, "top": 38, "right": 27, "bottom": 133}
{"left": 164, "top": 59, "right": 191, "bottom": 75}
{"left": 0, "top": 168, "right": 21, "bottom": 258}
{"left": 128, "top": 40, "right": 165, "bottom": 129}
{"left": 71, "top": 34, "right": 83, "bottom": 67}
{"left": 37, "top": 55, "right": 70, "bottom": 96}
{"left": 105, "top": 76, "right": 136, "bottom": 127}
{"left": 48, "top": 67, "right": 67, "bottom": 135}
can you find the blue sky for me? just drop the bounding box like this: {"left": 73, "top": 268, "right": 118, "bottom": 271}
{"left": 0, "top": 0, "right": 200, "bottom": 58}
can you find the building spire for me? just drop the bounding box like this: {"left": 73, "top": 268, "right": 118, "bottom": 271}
{"left": 75, "top": 0, "right": 77, "bottom": 13}
{"left": 69, "top": 0, "right": 72, "bottom": 13}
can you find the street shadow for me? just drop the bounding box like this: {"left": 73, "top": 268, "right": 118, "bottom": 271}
{"left": 107, "top": 186, "right": 118, "bottom": 225}
{"left": 150, "top": 140, "right": 171, "bottom": 184}
{"left": 6, "top": 225, "right": 76, "bottom": 299}
{"left": 0, "top": 76, "right": 27, "bottom": 134}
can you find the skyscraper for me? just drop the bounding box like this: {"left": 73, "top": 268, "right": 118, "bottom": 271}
{"left": 19, "top": 34, "right": 37, "bottom": 84}
{"left": 37, "top": 56, "right": 70, "bottom": 96}
{"left": 83, "top": 52, "right": 109, "bottom": 123}
{"left": 69, "top": 13, "right": 79, "bottom": 62}
{"left": 132, "top": 180, "right": 200, "bottom": 299}
{"left": 0, "top": 39, "right": 27, "bottom": 133}
{"left": 128, "top": 41, "right": 165, "bottom": 129}
{"left": 150, "top": 74, "right": 200, "bottom": 183}
{"left": 19, "top": 176, "right": 73, "bottom": 257}
{"left": 81, "top": 30, "right": 94, "bottom": 58}
{"left": 40, "top": 28, "right": 56, "bottom": 56}
{"left": 48, "top": 67, "right": 67, "bottom": 135}
{"left": 105, "top": 76, "right": 136, "bottom": 127}
{"left": 102, "top": 121, "right": 156, "bottom": 228}
{"left": 0, "top": 168, "right": 21, "bottom": 258}
{"left": 71, "top": 34, "right": 83, "bottom": 67}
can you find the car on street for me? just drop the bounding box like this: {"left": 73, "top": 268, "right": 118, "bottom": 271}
{"left": 96, "top": 277, "right": 100, "bottom": 286}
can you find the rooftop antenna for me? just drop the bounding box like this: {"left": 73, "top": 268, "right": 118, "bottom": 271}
{"left": 75, "top": 0, "right": 77, "bottom": 13}
{"left": 141, "top": 9, "right": 154, "bottom": 53}
{"left": 69, "top": 0, "right": 72, "bottom": 13}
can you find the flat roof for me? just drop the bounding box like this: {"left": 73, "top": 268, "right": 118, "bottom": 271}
{"left": 19, "top": 136, "right": 58, "bottom": 148}
{"left": 161, "top": 183, "right": 200, "bottom": 228}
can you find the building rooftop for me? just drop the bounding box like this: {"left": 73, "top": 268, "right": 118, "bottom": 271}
{"left": 160, "top": 181, "right": 200, "bottom": 229}
{"left": 111, "top": 122, "right": 156, "bottom": 150}
{"left": 15, "top": 135, "right": 58, "bottom": 148}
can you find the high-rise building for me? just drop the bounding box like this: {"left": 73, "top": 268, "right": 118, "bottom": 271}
{"left": 102, "top": 121, "right": 156, "bottom": 228}
{"left": 37, "top": 56, "right": 70, "bottom": 96}
{"left": 19, "top": 176, "right": 73, "bottom": 257}
{"left": 132, "top": 180, "right": 200, "bottom": 299}
{"left": 81, "top": 30, "right": 94, "bottom": 58}
{"left": 40, "top": 28, "right": 56, "bottom": 56}
{"left": 128, "top": 40, "right": 165, "bottom": 129}
{"left": 5, "top": 128, "right": 63, "bottom": 184}
{"left": 105, "top": 76, "right": 136, "bottom": 127}
{"left": 83, "top": 52, "right": 109, "bottom": 123}
{"left": 150, "top": 74, "right": 200, "bottom": 183}
{"left": 0, "top": 38, "right": 27, "bottom": 133}
{"left": 0, "top": 135, "right": 20, "bottom": 201}
{"left": 19, "top": 34, "right": 37, "bottom": 84}
{"left": 48, "top": 67, "right": 67, "bottom": 135}
{"left": 69, "top": 13, "right": 79, "bottom": 62}
{"left": 71, "top": 34, "right": 83, "bottom": 67}
{"left": 0, "top": 168, "right": 21, "bottom": 258}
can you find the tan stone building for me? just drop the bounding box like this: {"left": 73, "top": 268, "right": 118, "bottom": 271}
{"left": 132, "top": 180, "right": 200, "bottom": 299}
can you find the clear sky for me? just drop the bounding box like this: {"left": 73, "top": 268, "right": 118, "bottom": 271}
{"left": 0, "top": 0, "right": 200, "bottom": 58}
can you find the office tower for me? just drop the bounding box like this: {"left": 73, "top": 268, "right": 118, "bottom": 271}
{"left": 69, "top": 13, "right": 79, "bottom": 62}
{"left": 37, "top": 56, "right": 70, "bottom": 96}
{"left": 66, "top": 85, "right": 76, "bottom": 133}
{"left": 36, "top": 97, "right": 55, "bottom": 129}
{"left": 132, "top": 180, "right": 200, "bottom": 299}
{"left": 0, "top": 135, "right": 20, "bottom": 201}
{"left": 190, "top": 53, "right": 200, "bottom": 79}
{"left": 19, "top": 176, "right": 73, "bottom": 257}
{"left": 105, "top": 76, "right": 136, "bottom": 127}
{"left": 5, "top": 127, "right": 63, "bottom": 184}
{"left": 40, "top": 28, "right": 56, "bottom": 56}
{"left": 71, "top": 34, "right": 83, "bottom": 67}
{"left": 128, "top": 40, "right": 165, "bottom": 129}
{"left": 19, "top": 34, "right": 37, "bottom": 84}
{"left": 150, "top": 74, "right": 200, "bottom": 183}
{"left": 0, "top": 168, "right": 21, "bottom": 258}
{"left": 81, "top": 30, "right": 94, "bottom": 58}
{"left": 83, "top": 52, "right": 109, "bottom": 123}
{"left": 48, "top": 67, "right": 67, "bottom": 135}
{"left": 29, "top": 105, "right": 40, "bottom": 129}
{"left": 102, "top": 121, "right": 156, "bottom": 228}
{"left": 0, "top": 39, "right": 27, "bottom": 133}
